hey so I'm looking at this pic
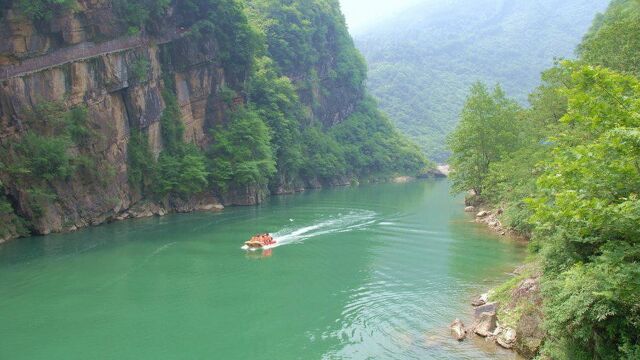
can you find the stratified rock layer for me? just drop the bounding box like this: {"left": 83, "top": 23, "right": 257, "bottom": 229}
{"left": 0, "top": 1, "right": 362, "bottom": 240}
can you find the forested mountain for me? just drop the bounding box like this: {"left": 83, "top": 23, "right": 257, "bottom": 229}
{"left": 449, "top": 0, "right": 640, "bottom": 358}
{"left": 355, "top": 0, "right": 609, "bottom": 161}
{"left": 0, "top": 0, "right": 427, "bottom": 241}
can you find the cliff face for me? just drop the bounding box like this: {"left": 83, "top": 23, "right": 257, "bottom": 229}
{"left": 0, "top": 0, "right": 426, "bottom": 242}
{"left": 0, "top": 2, "right": 223, "bottom": 238}
{"left": 0, "top": 0, "right": 362, "bottom": 240}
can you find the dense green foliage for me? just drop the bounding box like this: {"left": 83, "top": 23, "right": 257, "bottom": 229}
{"left": 0, "top": 101, "right": 97, "bottom": 236}
{"left": 246, "top": 0, "right": 367, "bottom": 127}
{"left": 12, "top": 0, "right": 75, "bottom": 20}
{"left": 530, "top": 65, "right": 640, "bottom": 359}
{"left": 2, "top": 0, "right": 427, "bottom": 238}
{"left": 247, "top": 0, "right": 366, "bottom": 95}
{"left": 330, "top": 98, "right": 427, "bottom": 178}
{"left": 127, "top": 88, "right": 210, "bottom": 198}
{"left": 240, "top": 0, "right": 427, "bottom": 186}
{"left": 154, "top": 89, "right": 210, "bottom": 197}
{"left": 130, "top": 58, "right": 151, "bottom": 83}
{"left": 182, "top": 0, "right": 261, "bottom": 80}
{"left": 0, "top": 182, "right": 27, "bottom": 239}
{"left": 4, "top": 102, "right": 92, "bottom": 184}
{"left": 209, "top": 107, "right": 276, "bottom": 191}
{"left": 155, "top": 144, "right": 209, "bottom": 196}
{"left": 579, "top": 0, "right": 640, "bottom": 77}
{"left": 127, "top": 129, "right": 155, "bottom": 192}
{"left": 113, "top": 0, "right": 170, "bottom": 34}
{"left": 245, "top": 56, "right": 307, "bottom": 187}
{"left": 118, "top": 0, "right": 426, "bottom": 202}
{"left": 356, "top": 0, "right": 609, "bottom": 161}
{"left": 449, "top": 1, "right": 640, "bottom": 357}
{"left": 447, "top": 83, "right": 521, "bottom": 196}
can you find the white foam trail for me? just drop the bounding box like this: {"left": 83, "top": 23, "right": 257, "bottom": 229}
{"left": 242, "top": 210, "right": 377, "bottom": 251}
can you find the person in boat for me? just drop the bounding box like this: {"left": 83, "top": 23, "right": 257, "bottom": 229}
{"left": 262, "top": 233, "right": 272, "bottom": 245}
{"left": 246, "top": 233, "right": 273, "bottom": 246}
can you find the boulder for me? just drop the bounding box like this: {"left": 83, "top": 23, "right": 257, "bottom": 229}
{"left": 497, "top": 327, "right": 517, "bottom": 349}
{"left": 474, "top": 302, "right": 497, "bottom": 318}
{"left": 474, "top": 312, "right": 497, "bottom": 337}
{"left": 476, "top": 211, "right": 489, "bottom": 218}
{"left": 450, "top": 319, "right": 467, "bottom": 341}
{"left": 392, "top": 176, "right": 415, "bottom": 183}
{"left": 515, "top": 309, "right": 545, "bottom": 358}
{"left": 197, "top": 204, "right": 224, "bottom": 212}
{"left": 471, "top": 293, "right": 488, "bottom": 307}
{"left": 464, "top": 206, "right": 476, "bottom": 213}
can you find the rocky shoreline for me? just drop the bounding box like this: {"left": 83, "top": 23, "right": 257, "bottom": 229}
{"left": 0, "top": 172, "right": 446, "bottom": 244}
{"left": 450, "top": 204, "right": 544, "bottom": 359}
{"left": 464, "top": 205, "right": 516, "bottom": 238}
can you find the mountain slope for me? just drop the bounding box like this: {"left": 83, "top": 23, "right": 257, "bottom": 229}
{"left": 0, "top": 0, "right": 426, "bottom": 241}
{"left": 355, "top": 0, "right": 610, "bottom": 161}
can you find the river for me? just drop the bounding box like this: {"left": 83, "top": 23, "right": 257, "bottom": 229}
{"left": 0, "top": 180, "right": 525, "bottom": 359}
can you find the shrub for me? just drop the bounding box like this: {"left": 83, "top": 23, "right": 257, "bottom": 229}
{"left": 130, "top": 57, "right": 151, "bottom": 84}
{"left": 15, "top": 0, "right": 75, "bottom": 21}
{"left": 14, "top": 133, "right": 74, "bottom": 181}
{"left": 208, "top": 106, "right": 276, "bottom": 191}
{"left": 154, "top": 144, "right": 209, "bottom": 196}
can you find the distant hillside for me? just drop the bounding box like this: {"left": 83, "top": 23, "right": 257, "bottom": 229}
{"left": 355, "top": 0, "right": 610, "bottom": 161}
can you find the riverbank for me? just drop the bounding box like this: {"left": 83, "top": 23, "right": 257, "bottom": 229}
{"left": 459, "top": 201, "right": 544, "bottom": 359}
{"left": 0, "top": 172, "right": 446, "bottom": 245}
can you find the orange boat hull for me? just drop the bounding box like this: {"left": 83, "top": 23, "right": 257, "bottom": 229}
{"left": 244, "top": 236, "right": 275, "bottom": 249}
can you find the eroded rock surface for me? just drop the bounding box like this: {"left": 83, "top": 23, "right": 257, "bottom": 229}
{"left": 0, "top": 1, "right": 364, "bottom": 240}
{"left": 450, "top": 319, "right": 467, "bottom": 341}
{"left": 474, "top": 311, "right": 498, "bottom": 337}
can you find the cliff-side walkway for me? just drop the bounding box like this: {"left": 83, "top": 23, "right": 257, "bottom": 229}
{"left": 0, "top": 31, "right": 182, "bottom": 81}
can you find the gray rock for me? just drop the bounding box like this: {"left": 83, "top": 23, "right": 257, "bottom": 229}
{"left": 515, "top": 309, "right": 545, "bottom": 358}
{"left": 497, "top": 327, "right": 517, "bottom": 349}
{"left": 465, "top": 206, "right": 476, "bottom": 213}
{"left": 450, "top": 319, "right": 467, "bottom": 341}
{"left": 471, "top": 293, "right": 488, "bottom": 307}
{"left": 476, "top": 211, "right": 489, "bottom": 218}
{"left": 474, "top": 312, "right": 497, "bottom": 337}
{"left": 474, "top": 302, "right": 497, "bottom": 318}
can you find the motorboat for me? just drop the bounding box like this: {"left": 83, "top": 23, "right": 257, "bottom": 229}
{"left": 244, "top": 234, "right": 276, "bottom": 249}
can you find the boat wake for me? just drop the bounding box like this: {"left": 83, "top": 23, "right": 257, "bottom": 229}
{"left": 242, "top": 210, "right": 377, "bottom": 251}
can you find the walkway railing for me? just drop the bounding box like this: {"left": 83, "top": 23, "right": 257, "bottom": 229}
{"left": 0, "top": 30, "right": 182, "bottom": 81}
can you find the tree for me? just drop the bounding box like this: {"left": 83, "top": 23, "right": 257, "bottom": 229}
{"left": 448, "top": 82, "right": 522, "bottom": 196}
{"left": 208, "top": 107, "right": 276, "bottom": 191}
{"left": 248, "top": 56, "right": 305, "bottom": 184}
{"left": 14, "top": 0, "right": 76, "bottom": 21}
{"left": 154, "top": 144, "right": 209, "bottom": 196}
{"left": 529, "top": 63, "right": 640, "bottom": 359}
{"left": 578, "top": 0, "right": 640, "bottom": 77}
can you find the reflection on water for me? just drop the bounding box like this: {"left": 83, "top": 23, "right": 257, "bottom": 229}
{"left": 0, "top": 180, "right": 524, "bottom": 360}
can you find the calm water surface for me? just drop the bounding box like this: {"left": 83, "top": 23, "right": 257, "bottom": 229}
{"left": 0, "top": 180, "right": 525, "bottom": 359}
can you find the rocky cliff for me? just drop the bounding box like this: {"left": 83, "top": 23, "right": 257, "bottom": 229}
{"left": 1, "top": 1, "right": 227, "bottom": 239}
{"left": 0, "top": 0, "right": 427, "bottom": 242}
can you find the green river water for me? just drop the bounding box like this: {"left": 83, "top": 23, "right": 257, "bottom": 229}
{"left": 0, "top": 180, "right": 525, "bottom": 359}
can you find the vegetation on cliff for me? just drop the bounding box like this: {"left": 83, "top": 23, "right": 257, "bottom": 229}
{"left": 449, "top": 0, "right": 640, "bottom": 358}
{"left": 130, "top": 0, "right": 427, "bottom": 199}
{"left": 0, "top": 0, "right": 428, "bottom": 239}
